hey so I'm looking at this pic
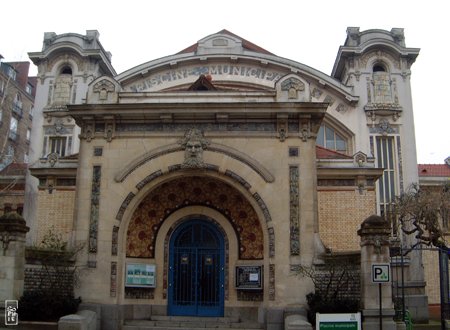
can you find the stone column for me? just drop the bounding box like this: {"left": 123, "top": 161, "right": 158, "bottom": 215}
{"left": 357, "top": 215, "right": 396, "bottom": 330}
{"left": 0, "top": 212, "right": 30, "bottom": 303}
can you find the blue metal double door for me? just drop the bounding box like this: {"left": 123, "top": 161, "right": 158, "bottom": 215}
{"left": 168, "top": 221, "right": 224, "bottom": 317}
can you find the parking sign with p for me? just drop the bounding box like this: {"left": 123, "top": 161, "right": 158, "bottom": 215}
{"left": 372, "top": 264, "right": 390, "bottom": 283}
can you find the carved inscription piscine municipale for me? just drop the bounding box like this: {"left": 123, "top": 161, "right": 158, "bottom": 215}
{"left": 127, "top": 64, "right": 284, "bottom": 91}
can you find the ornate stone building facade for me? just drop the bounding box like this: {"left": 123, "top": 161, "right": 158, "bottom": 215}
{"left": 24, "top": 28, "right": 424, "bottom": 328}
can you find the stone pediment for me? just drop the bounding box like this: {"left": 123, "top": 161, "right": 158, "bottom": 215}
{"left": 197, "top": 32, "right": 244, "bottom": 55}
{"left": 178, "top": 29, "right": 274, "bottom": 56}
{"left": 114, "top": 31, "right": 358, "bottom": 104}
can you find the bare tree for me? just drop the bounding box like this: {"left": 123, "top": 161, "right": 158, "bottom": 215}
{"left": 296, "top": 256, "right": 360, "bottom": 301}
{"left": 395, "top": 183, "right": 450, "bottom": 253}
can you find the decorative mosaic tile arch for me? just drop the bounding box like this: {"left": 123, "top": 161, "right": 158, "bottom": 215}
{"left": 126, "top": 175, "right": 265, "bottom": 260}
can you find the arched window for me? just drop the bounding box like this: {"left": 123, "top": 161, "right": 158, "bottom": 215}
{"left": 61, "top": 66, "right": 72, "bottom": 75}
{"left": 373, "top": 64, "right": 386, "bottom": 72}
{"left": 316, "top": 124, "right": 348, "bottom": 153}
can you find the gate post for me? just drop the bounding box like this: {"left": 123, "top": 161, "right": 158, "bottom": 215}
{"left": 438, "top": 248, "right": 450, "bottom": 330}
{"left": 358, "top": 215, "right": 397, "bottom": 330}
{"left": 0, "top": 212, "right": 30, "bottom": 303}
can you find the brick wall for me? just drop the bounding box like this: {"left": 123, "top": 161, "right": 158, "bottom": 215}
{"left": 36, "top": 189, "right": 75, "bottom": 244}
{"left": 318, "top": 189, "right": 376, "bottom": 252}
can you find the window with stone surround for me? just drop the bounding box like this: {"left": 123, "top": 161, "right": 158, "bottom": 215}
{"left": 48, "top": 136, "right": 68, "bottom": 157}
{"left": 42, "top": 134, "right": 72, "bottom": 158}
{"left": 375, "top": 136, "right": 398, "bottom": 216}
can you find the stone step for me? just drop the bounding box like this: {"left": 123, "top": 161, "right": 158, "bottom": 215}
{"left": 123, "top": 327, "right": 262, "bottom": 330}
{"left": 149, "top": 315, "right": 240, "bottom": 323}
{"left": 412, "top": 322, "right": 441, "bottom": 330}
{"left": 123, "top": 316, "right": 263, "bottom": 330}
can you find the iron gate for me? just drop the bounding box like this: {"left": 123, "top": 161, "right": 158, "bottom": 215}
{"left": 168, "top": 220, "right": 224, "bottom": 316}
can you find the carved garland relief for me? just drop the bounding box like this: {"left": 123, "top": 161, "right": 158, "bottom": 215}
{"left": 89, "top": 166, "right": 101, "bottom": 253}
{"left": 289, "top": 166, "right": 300, "bottom": 255}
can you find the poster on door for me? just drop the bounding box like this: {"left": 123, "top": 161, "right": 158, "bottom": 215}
{"left": 125, "top": 263, "right": 156, "bottom": 288}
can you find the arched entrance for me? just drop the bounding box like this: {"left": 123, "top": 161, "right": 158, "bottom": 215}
{"left": 168, "top": 219, "right": 225, "bottom": 317}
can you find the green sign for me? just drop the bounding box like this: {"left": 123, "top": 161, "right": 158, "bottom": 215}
{"left": 316, "top": 313, "right": 361, "bottom": 330}
{"left": 319, "top": 321, "right": 358, "bottom": 330}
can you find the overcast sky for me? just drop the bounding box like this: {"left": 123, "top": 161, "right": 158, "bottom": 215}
{"left": 1, "top": 0, "right": 448, "bottom": 164}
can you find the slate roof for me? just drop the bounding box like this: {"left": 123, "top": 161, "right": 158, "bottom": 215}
{"left": 0, "top": 163, "right": 27, "bottom": 176}
{"left": 316, "top": 146, "right": 353, "bottom": 159}
{"left": 177, "top": 29, "right": 274, "bottom": 55}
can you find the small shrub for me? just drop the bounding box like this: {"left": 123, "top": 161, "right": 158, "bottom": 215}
{"left": 20, "top": 228, "right": 84, "bottom": 321}
{"left": 19, "top": 291, "right": 81, "bottom": 321}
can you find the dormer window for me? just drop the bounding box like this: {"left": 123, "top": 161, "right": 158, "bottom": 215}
{"left": 26, "top": 83, "right": 33, "bottom": 95}
{"left": 188, "top": 75, "right": 217, "bottom": 91}
{"left": 7, "top": 66, "right": 16, "bottom": 80}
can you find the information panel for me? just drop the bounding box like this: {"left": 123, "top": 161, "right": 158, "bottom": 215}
{"left": 125, "top": 263, "right": 156, "bottom": 288}
{"left": 235, "top": 266, "right": 263, "bottom": 290}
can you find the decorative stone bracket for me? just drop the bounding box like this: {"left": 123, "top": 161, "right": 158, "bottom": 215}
{"left": 277, "top": 114, "right": 288, "bottom": 142}
{"left": 299, "top": 117, "right": 321, "bottom": 142}
{"left": 80, "top": 118, "right": 95, "bottom": 142}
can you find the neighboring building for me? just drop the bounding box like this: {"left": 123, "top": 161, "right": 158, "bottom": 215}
{"left": 419, "top": 158, "right": 450, "bottom": 314}
{"left": 25, "top": 28, "right": 425, "bottom": 328}
{"left": 0, "top": 57, "right": 35, "bottom": 215}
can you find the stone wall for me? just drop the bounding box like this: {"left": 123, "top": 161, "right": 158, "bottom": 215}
{"left": 423, "top": 248, "right": 440, "bottom": 304}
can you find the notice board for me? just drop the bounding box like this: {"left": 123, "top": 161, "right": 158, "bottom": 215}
{"left": 125, "top": 263, "right": 156, "bottom": 288}
{"left": 235, "top": 265, "right": 263, "bottom": 290}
